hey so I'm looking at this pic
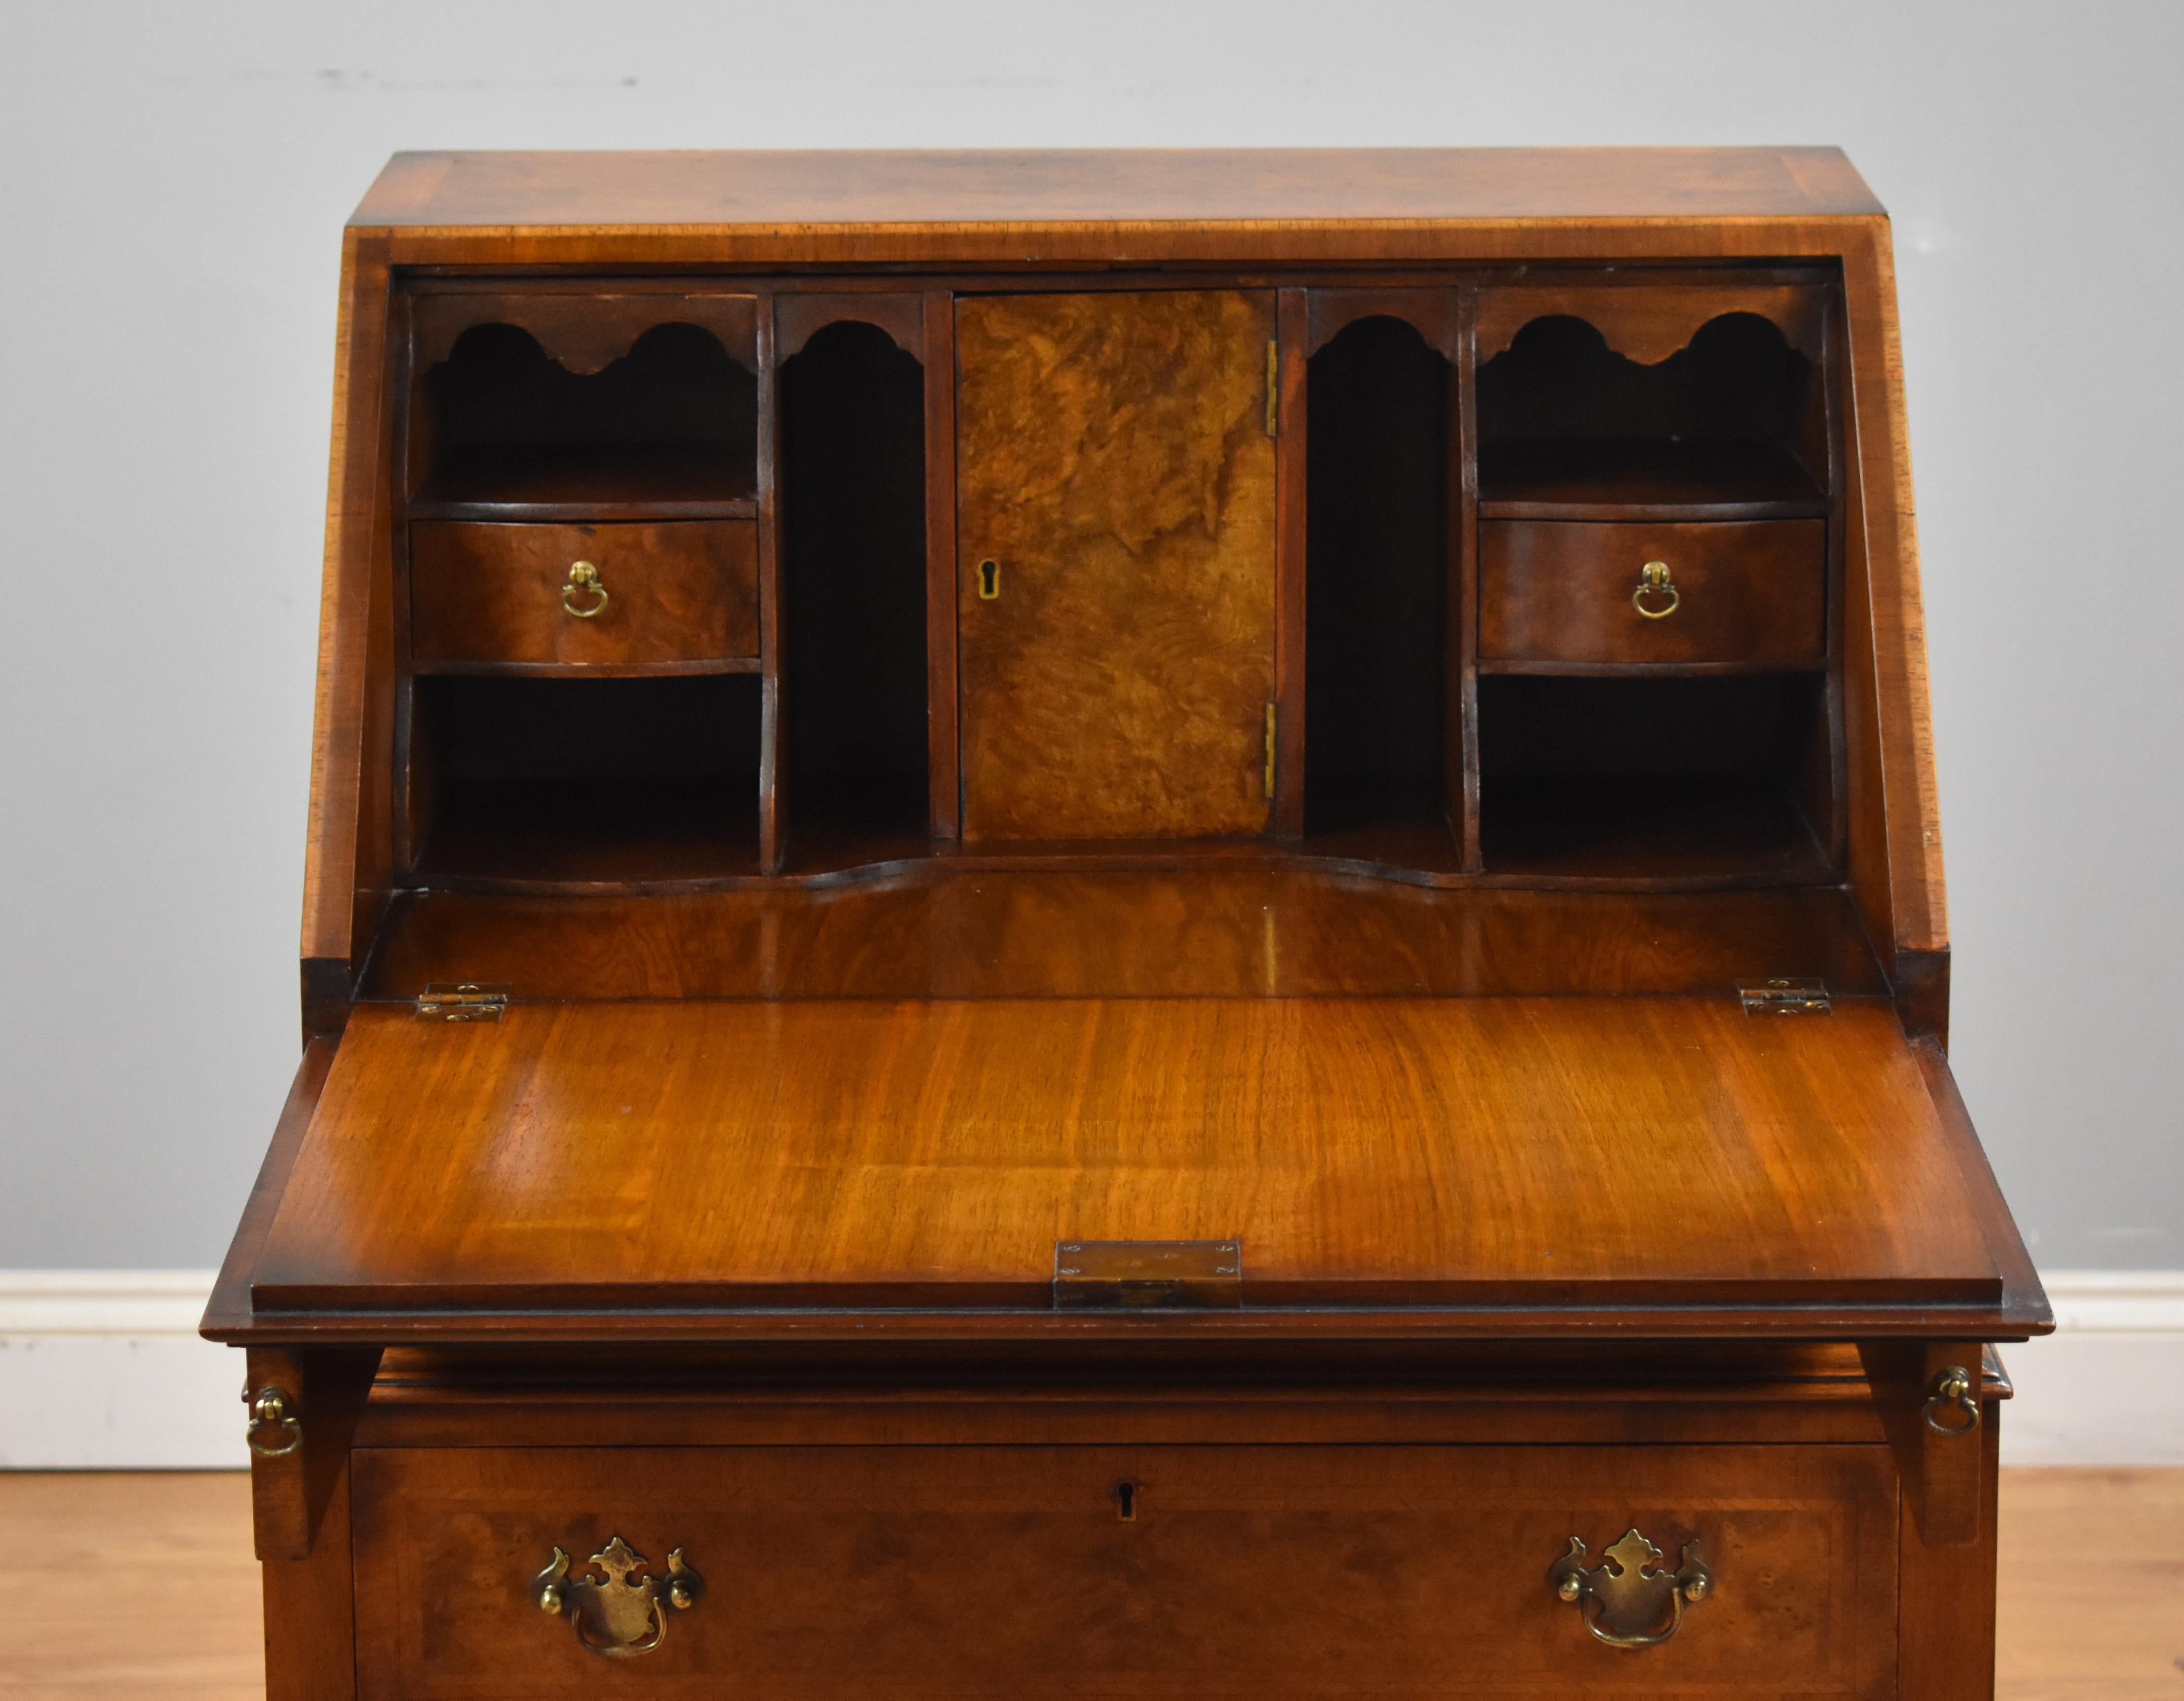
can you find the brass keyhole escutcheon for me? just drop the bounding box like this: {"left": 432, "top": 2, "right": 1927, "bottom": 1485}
{"left": 562, "top": 561, "right": 609, "bottom": 619}
{"left": 977, "top": 559, "right": 1001, "bottom": 601}
{"left": 1632, "top": 560, "right": 1680, "bottom": 619}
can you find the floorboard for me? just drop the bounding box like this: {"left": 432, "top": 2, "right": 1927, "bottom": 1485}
{"left": 0, "top": 1467, "right": 2176, "bottom": 1696}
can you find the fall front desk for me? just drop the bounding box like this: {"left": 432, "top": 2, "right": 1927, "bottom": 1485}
{"left": 206, "top": 148, "right": 2047, "bottom": 1699}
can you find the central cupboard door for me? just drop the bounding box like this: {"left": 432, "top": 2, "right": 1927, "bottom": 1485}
{"left": 957, "top": 291, "right": 1279, "bottom": 840}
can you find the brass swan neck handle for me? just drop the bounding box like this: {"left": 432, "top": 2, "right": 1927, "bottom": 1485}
{"left": 534, "top": 1537, "right": 701, "bottom": 1658}
{"left": 1549, "top": 1529, "right": 1713, "bottom": 1649}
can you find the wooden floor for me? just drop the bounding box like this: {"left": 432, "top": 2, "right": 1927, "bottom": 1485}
{"left": 0, "top": 1468, "right": 2177, "bottom": 1697}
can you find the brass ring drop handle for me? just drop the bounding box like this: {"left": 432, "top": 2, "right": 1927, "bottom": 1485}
{"left": 1632, "top": 560, "right": 1680, "bottom": 619}
{"left": 244, "top": 1386, "right": 301, "bottom": 1458}
{"left": 561, "top": 561, "right": 609, "bottom": 618}
{"left": 1549, "top": 1530, "right": 1713, "bottom": 1649}
{"left": 534, "top": 1537, "right": 701, "bottom": 1658}
{"left": 1922, "top": 1363, "right": 1982, "bottom": 1434}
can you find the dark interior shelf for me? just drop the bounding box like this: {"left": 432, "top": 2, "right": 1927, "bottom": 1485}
{"left": 406, "top": 673, "right": 762, "bottom": 889}
{"left": 1480, "top": 775, "right": 1832, "bottom": 883}
{"left": 412, "top": 778, "right": 759, "bottom": 887}
{"left": 1475, "top": 672, "right": 1836, "bottom": 884}
{"left": 1299, "top": 785, "right": 1464, "bottom": 873}
{"left": 1477, "top": 438, "right": 1827, "bottom": 515}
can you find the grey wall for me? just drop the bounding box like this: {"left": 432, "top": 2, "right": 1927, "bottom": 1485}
{"left": 3, "top": 1, "right": 2177, "bottom": 1270}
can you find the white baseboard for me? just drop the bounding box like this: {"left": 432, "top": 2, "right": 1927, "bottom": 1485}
{"left": 0, "top": 1273, "right": 247, "bottom": 1468}
{"left": 3, "top": 1269, "right": 2180, "bottom": 1469}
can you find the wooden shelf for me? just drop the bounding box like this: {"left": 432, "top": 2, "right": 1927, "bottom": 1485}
{"left": 1477, "top": 438, "right": 1827, "bottom": 520}
{"left": 411, "top": 443, "right": 758, "bottom": 517}
{"left": 1480, "top": 775, "right": 1834, "bottom": 884}
{"left": 409, "top": 657, "right": 761, "bottom": 680}
{"left": 411, "top": 778, "right": 759, "bottom": 891}
{"left": 1477, "top": 657, "right": 1830, "bottom": 679}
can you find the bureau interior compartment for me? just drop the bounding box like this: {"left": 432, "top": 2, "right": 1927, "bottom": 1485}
{"left": 413, "top": 320, "right": 758, "bottom": 507}
{"left": 1477, "top": 311, "right": 1824, "bottom": 509}
{"left": 1304, "top": 316, "right": 1453, "bottom": 845}
{"left": 404, "top": 673, "right": 761, "bottom": 885}
{"left": 1478, "top": 672, "right": 1834, "bottom": 880}
{"left": 780, "top": 322, "right": 930, "bottom": 861}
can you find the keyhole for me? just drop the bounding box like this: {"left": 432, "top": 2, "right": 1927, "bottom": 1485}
{"left": 977, "top": 559, "right": 1001, "bottom": 601}
{"left": 1115, "top": 1480, "right": 1137, "bottom": 1521}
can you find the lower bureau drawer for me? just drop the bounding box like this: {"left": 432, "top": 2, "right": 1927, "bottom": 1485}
{"left": 410, "top": 520, "right": 758, "bottom": 667}
{"left": 352, "top": 1443, "right": 1898, "bottom": 1698}
{"left": 1480, "top": 518, "right": 1826, "bottom": 665}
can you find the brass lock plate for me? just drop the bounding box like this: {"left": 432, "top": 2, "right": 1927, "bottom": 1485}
{"left": 1053, "top": 1240, "right": 1243, "bottom": 1309}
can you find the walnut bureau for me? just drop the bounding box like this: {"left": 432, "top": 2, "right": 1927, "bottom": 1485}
{"left": 205, "top": 149, "right": 2050, "bottom": 1699}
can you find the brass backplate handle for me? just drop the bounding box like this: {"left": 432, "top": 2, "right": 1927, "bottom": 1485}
{"left": 1923, "top": 1363, "right": 1982, "bottom": 1434}
{"left": 244, "top": 1385, "right": 301, "bottom": 1458}
{"left": 562, "top": 560, "right": 609, "bottom": 618}
{"left": 1632, "top": 559, "right": 1680, "bottom": 619}
{"left": 1549, "top": 1529, "right": 1713, "bottom": 1649}
{"left": 534, "top": 1537, "right": 701, "bottom": 1658}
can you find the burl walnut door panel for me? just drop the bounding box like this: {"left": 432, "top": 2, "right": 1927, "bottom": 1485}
{"left": 352, "top": 1443, "right": 1897, "bottom": 1698}
{"left": 956, "top": 290, "right": 1278, "bottom": 841}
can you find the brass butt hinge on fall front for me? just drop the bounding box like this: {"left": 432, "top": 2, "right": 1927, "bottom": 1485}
{"left": 1738, "top": 978, "right": 1831, "bottom": 1015}
{"left": 416, "top": 982, "right": 511, "bottom": 1022}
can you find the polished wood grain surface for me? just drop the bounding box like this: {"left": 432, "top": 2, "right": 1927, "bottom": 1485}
{"left": 351, "top": 1443, "right": 1895, "bottom": 1698}
{"left": 957, "top": 291, "right": 1277, "bottom": 839}
{"left": 300, "top": 229, "right": 395, "bottom": 978}
{"left": 409, "top": 521, "right": 757, "bottom": 668}
{"left": 12, "top": 1469, "right": 2176, "bottom": 1699}
{"left": 1839, "top": 219, "right": 1946, "bottom": 962}
{"left": 410, "top": 287, "right": 758, "bottom": 376}
{"left": 358, "top": 875, "right": 1890, "bottom": 1003}
{"left": 352, "top": 149, "right": 1884, "bottom": 228}
{"left": 244, "top": 144, "right": 2006, "bottom": 1698}
{"left": 1476, "top": 280, "right": 1829, "bottom": 366}
{"left": 248, "top": 997, "right": 2001, "bottom": 1316}
{"left": 1480, "top": 519, "right": 1826, "bottom": 666}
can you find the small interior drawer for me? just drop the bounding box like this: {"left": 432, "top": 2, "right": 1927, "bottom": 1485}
{"left": 410, "top": 520, "right": 757, "bottom": 668}
{"left": 353, "top": 1442, "right": 1896, "bottom": 1697}
{"left": 1480, "top": 518, "right": 1825, "bottom": 665}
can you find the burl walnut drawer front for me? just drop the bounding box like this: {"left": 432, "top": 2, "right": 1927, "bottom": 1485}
{"left": 352, "top": 1443, "right": 1897, "bottom": 1698}
{"left": 409, "top": 521, "right": 758, "bottom": 667}
{"left": 1480, "top": 519, "right": 1826, "bottom": 665}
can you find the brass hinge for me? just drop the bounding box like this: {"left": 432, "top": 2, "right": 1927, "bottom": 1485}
{"left": 1264, "top": 340, "right": 1279, "bottom": 436}
{"left": 416, "top": 982, "right": 511, "bottom": 1022}
{"left": 1263, "top": 702, "right": 1278, "bottom": 800}
{"left": 1738, "top": 978, "right": 1831, "bottom": 1015}
{"left": 1055, "top": 1240, "right": 1243, "bottom": 1310}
